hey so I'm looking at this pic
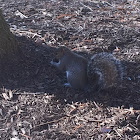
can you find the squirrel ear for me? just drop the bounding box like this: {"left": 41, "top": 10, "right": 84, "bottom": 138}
{"left": 62, "top": 47, "right": 66, "bottom": 52}
{"left": 59, "top": 46, "right": 65, "bottom": 53}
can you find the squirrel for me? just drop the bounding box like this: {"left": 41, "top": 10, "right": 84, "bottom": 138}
{"left": 51, "top": 46, "right": 123, "bottom": 90}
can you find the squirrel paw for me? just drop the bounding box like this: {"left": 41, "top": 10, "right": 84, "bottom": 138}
{"left": 64, "top": 83, "right": 71, "bottom": 88}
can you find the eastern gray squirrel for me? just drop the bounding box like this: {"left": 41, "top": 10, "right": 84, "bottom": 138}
{"left": 51, "top": 46, "right": 123, "bottom": 90}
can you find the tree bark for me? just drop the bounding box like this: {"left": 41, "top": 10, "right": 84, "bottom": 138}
{"left": 0, "top": 9, "right": 21, "bottom": 83}
{"left": 0, "top": 9, "right": 18, "bottom": 61}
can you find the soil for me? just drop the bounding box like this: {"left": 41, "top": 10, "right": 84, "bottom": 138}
{"left": 0, "top": 0, "right": 140, "bottom": 139}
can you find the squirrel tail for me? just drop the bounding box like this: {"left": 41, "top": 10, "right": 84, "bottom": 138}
{"left": 87, "top": 52, "right": 124, "bottom": 90}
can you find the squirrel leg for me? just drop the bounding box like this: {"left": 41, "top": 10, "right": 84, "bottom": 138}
{"left": 64, "top": 71, "right": 72, "bottom": 87}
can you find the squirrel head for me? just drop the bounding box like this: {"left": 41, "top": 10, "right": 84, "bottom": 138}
{"left": 53, "top": 46, "right": 70, "bottom": 62}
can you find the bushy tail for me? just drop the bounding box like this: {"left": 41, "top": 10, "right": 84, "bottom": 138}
{"left": 87, "top": 52, "right": 124, "bottom": 90}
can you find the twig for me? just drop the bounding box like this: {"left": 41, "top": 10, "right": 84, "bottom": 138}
{"left": 136, "top": 114, "right": 140, "bottom": 125}
{"left": 54, "top": 21, "right": 66, "bottom": 28}
{"left": 114, "top": 129, "right": 123, "bottom": 137}
{"left": 87, "top": 119, "right": 103, "bottom": 123}
{"left": 32, "top": 114, "right": 76, "bottom": 132}
{"left": 102, "top": 1, "right": 114, "bottom": 7}
{"left": 73, "top": 124, "right": 83, "bottom": 131}
{"left": 15, "top": 10, "right": 28, "bottom": 19}
{"left": 13, "top": 92, "right": 45, "bottom": 95}
{"left": 80, "top": 2, "right": 93, "bottom": 12}
{"left": 129, "top": 123, "right": 139, "bottom": 131}
{"left": 10, "top": 29, "right": 42, "bottom": 38}
{"left": 19, "top": 133, "right": 31, "bottom": 139}
{"left": 56, "top": 14, "right": 75, "bottom": 20}
{"left": 93, "top": 101, "right": 100, "bottom": 109}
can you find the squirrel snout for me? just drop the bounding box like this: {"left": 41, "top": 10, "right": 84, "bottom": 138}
{"left": 50, "top": 60, "right": 54, "bottom": 65}
{"left": 50, "top": 58, "right": 59, "bottom": 64}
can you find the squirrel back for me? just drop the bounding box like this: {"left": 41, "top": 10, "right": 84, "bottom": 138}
{"left": 88, "top": 52, "right": 123, "bottom": 90}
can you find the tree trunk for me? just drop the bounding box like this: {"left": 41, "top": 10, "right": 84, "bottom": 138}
{"left": 0, "top": 9, "right": 20, "bottom": 83}
{"left": 0, "top": 9, "right": 18, "bottom": 61}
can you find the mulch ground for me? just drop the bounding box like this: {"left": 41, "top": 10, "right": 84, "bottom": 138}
{"left": 0, "top": 0, "right": 140, "bottom": 139}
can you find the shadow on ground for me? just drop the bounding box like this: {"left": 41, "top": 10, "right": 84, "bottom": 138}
{"left": 0, "top": 36, "right": 139, "bottom": 110}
